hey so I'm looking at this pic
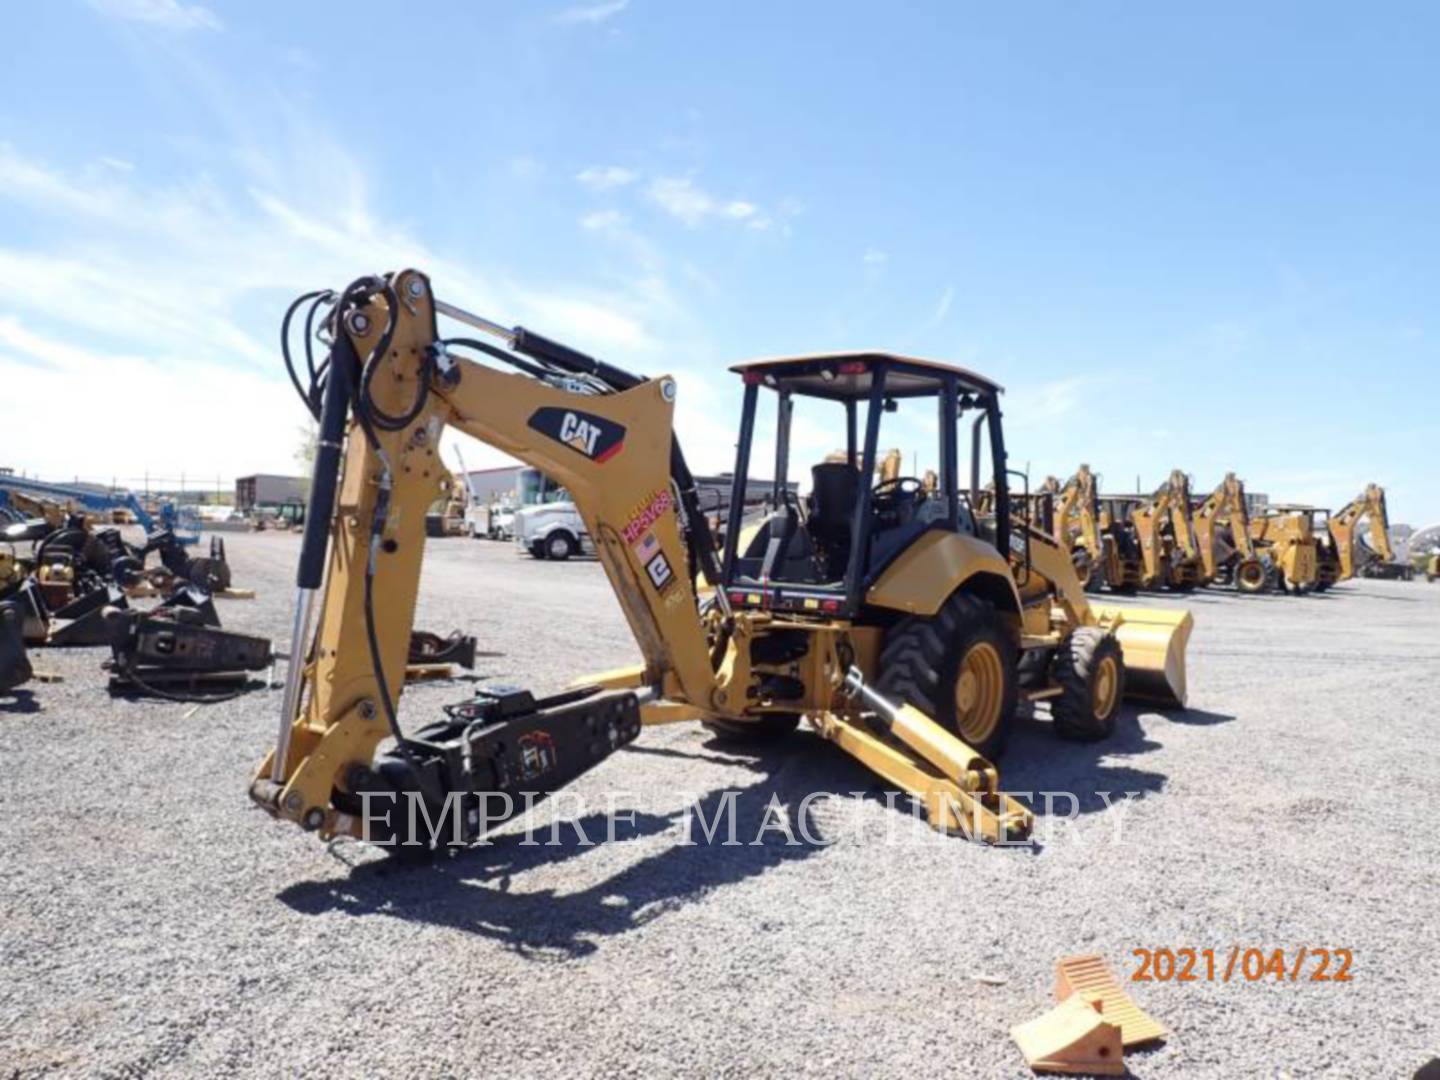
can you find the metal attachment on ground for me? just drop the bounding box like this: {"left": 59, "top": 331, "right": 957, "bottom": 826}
{"left": 103, "top": 605, "right": 273, "bottom": 701}
{"left": 407, "top": 629, "right": 478, "bottom": 669}
{"left": 0, "top": 600, "right": 33, "bottom": 693}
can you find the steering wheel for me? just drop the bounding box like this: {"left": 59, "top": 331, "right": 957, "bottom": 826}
{"left": 871, "top": 476, "right": 925, "bottom": 515}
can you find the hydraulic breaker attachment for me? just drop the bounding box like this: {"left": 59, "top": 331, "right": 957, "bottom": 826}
{"left": 103, "top": 605, "right": 272, "bottom": 698}
{"left": 1090, "top": 604, "right": 1192, "bottom": 708}
{"left": 827, "top": 667, "right": 1033, "bottom": 843}
{"left": 252, "top": 684, "right": 641, "bottom": 845}
{"left": 408, "top": 629, "right": 478, "bottom": 669}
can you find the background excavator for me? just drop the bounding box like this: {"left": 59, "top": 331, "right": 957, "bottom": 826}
{"left": 1192, "top": 472, "right": 1273, "bottom": 593}
{"left": 250, "top": 270, "right": 1193, "bottom": 851}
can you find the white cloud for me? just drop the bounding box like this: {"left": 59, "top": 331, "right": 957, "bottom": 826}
{"left": 508, "top": 155, "right": 545, "bottom": 180}
{"left": 1006, "top": 377, "right": 1087, "bottom": 425}
{"left": 0, "top": 137, "right": 683, "bottom": 483}
{"left": 0, "top": 316, "right": 298, "bottom": 480}
{"left": 579, "top": 209, "right": 627, "bottom": 231}
{"left": 576, "top": 165, "right": 638, "bottom": 191}
{"left": 863, "top": 249, "right": 888, "bottom": 266}
{"left": 646, "top": 176, "right": 773, "bottom": 230}
{"left": 86, "top": 0, "right": 221, "bottom": 31}
{"left": 553, "top": 0, "right": 629, "bottom": 25}
{"left": 926, "top": 285, "right": 954, "bottom": 328}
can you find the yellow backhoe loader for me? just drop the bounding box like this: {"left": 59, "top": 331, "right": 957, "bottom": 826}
{"left": 1126, "top": 471, "right": 1203, "bottom": 591}
{"left": 1324, "top": 484, "right": 1411, "bottom": 581}
{"left": 1047, "top": 465, "right": 1114, "bottom": 593}
{"left": 1249, "top": 506, "right": 1321, "bottom": 593}
{"left": 1192, "top": 473, "right": 1273, "bottom": 593}
{"left": 1094, "top": 496, "right": 1145, "bottom": 593}
{"left": 250, "top": 271, "right": 1193, "bottom": 852}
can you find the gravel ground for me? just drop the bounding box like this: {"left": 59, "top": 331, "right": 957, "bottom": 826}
{"left": 3, "top": 530, "right": 1438, "bottom": 1078}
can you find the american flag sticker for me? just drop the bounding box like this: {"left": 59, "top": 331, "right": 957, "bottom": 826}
{"left": 633, "top": 531, "right": 660, "bottom": 563}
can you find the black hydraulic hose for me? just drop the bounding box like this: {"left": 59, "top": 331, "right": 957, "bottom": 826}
{"left": 281, "top": 290, "right": 330, "bottom": 422}
{"left": 510, "top": 326, "right": 725, "bottom": 593}
{"left": 363, "top": 554, "right": 408, "bottom": 750}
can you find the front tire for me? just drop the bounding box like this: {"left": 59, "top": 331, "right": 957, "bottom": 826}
{"left": 545, "top": 532, "right": 576, "bottom": 561}
{"left": 875, "top": 593, "right": 1018, "bottom": 760}
{"left": 1051, "top": 628, "right": 1125, "bottom": 741}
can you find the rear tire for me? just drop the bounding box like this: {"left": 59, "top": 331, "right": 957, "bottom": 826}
{"left": 1234, "top": 558, "right": 1268, "bottom": 594}
{"left": 876, "top": 592, "right": 1018, "bottom": 760}
{"left": 1051, "top": 628, "right": 1125, "bottom": 741}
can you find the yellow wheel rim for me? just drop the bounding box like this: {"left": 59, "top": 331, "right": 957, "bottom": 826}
{"left": 1092, "top": 654, "right": 1119, "bottom": 718}
{"left": 953, "top": 641, "right": 1005, "bottom": 745}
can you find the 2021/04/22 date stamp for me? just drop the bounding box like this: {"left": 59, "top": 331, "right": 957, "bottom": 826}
{"left": 1131, "top": 947, "right": 1354, "bottom": 983}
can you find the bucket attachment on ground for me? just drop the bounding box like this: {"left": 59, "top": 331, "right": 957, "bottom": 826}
{"left": 1055, "top": 953, "right": 1168, "bottom": 1047}
{"left": 1011, "top": 994, "right": 1123, "bottom": 1076}
{"left": 1091, "top": 604, "right": 1193, "bottom": 708}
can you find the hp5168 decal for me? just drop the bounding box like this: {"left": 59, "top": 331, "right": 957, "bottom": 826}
{"left": 528, "top": 407, "right": 626, "bottom": 463}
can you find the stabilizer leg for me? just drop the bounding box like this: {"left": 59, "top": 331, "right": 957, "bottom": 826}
{"left": 810, "top": 668, "right": 1032, "bottom": 843}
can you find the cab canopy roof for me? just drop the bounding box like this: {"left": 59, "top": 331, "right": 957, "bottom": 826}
{"left": 728, "top": 351, "right": 1003, "bottom": 401}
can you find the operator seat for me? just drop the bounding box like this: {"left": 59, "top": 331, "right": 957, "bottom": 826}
{"left": 808, "top": 461, "right": 860, "bottom": 578}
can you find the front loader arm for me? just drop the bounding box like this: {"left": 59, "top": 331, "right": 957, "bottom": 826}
{"left": 251, "top": 270, "right": 719, "bottom": 837}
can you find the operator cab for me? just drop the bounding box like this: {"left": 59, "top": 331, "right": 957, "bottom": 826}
{"left": 718, "top": 352, "right": 1010, "bottom": 618}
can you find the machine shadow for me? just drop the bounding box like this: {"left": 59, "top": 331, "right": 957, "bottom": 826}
{"left": 1001, "top": 707, "right": 1169, "bottom": 816}
{"left": 277, "top": 738, "right": 858, "bottom": 957}
{"left": 0, "top": 689, "right": 40, "bottom": 714}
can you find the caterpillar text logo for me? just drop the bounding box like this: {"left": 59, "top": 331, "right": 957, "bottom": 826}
{"left": 527, "top": 407, "right": 626, "bottom": 463}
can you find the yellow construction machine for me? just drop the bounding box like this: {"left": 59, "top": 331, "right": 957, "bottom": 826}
{"left": 1192, "top": 473, "right": 1273, "bottom": 593}
{"left": 1249, "top": 506, "right": 1321, "bottom": 593}
{"left": 1095, "top": 495, "right": 1145, "bottom": 593}
{"left": 1046, "top": 465, "right": 1115, "bottom": 593}
{"left": 250, "top": 271, "right": 1193, "bottom": 851}
{"left": 1324, "top": 484, "right": 1411, "bottom": 581}
{"left": 1126, "top": 471, "right": 1204, "bottom": 592}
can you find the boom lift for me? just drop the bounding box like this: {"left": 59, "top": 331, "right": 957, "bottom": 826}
{"left": 250, "top": 271, "right": 1193, "bottom": 850}
{"left": 0, "top": 475, "right": 198, "bottom": 545}
{"left": 1324, "top": 484, "right": 1409, "bottom": 581}
{"left": 1192, "top": 473, "right": 1272, "bottom": 593}
{"left": 1127, "top": 471, "right": 1203, "bottom": 591}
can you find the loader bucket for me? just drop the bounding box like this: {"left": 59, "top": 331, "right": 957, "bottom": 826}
{"left": 1091, "top": 604, "right": 1193, "bottom": 708}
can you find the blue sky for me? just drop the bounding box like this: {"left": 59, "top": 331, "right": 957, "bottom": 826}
{"left": 2, "top": 1, "right": 1436, "bottom": 523}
